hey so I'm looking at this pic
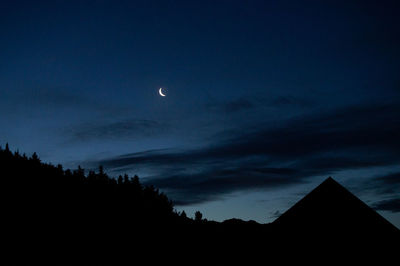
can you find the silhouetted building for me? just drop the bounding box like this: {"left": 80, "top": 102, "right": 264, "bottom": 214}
{"left": 274, "top": 177, "right": 399, "bottom": 239}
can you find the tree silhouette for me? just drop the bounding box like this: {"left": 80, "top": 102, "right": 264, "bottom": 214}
{"left": 195, "top": 211, "right": 203, "bottom": 222}
{"left": 181, "top": 210, "right": 187, "bottom": 219}
{"left": 31, "top": 152, "right": 40, "bottom": 163}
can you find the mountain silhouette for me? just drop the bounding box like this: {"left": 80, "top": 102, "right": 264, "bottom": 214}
{"left": 273, "top": 177, "right": 399, "bottom": 239}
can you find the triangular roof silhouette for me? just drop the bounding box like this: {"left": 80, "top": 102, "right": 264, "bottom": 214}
{"left": 274, "top": 177, "right": 399, "bottom": 237}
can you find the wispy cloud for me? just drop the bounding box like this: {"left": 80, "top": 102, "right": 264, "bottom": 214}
{"left": 374, "top": 172, "right": 400, "bottom": 186}
{"left": 364, "top": 172, "right": 400, "bottom": 196}
{"left": 373, "top": 198, "right": 400, "bottom": 213}
{"left": 270, "top": 210, "right": 282, "bottom": 219}
{"left": 143, "top": 166, "right": 307, "bottom": 205}
{"left": 93, "top": 102, "right": 400, "bottom": 205}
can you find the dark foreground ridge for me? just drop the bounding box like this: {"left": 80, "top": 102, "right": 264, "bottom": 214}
{"left": 1, "top": 145, "right": 399, "bottom": 264}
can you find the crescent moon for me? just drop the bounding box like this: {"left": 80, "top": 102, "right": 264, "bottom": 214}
{"left": 159, "top": 87, "right": 166, "bottom": 97}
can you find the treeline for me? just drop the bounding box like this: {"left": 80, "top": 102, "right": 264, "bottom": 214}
{"left": 1, "top": 143, "right": 224, "bottom": 263}
{"left": 1, "top": 143, "right": 207, "bottom": 232}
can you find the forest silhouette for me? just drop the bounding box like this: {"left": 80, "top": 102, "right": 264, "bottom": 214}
{"left": 1, "top": 143, "right": 398, "bottom": 264}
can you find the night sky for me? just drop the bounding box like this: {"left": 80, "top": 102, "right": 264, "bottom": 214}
{"left": 1, "top": 0, "right": 399, "bottom": 227}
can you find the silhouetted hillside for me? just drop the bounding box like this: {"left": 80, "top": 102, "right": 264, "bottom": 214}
{"left": 1, "top": 143, "right": 179, "bottom": 225}
{"left": 1, "top": 144, "right": 187, "bottom": 263}
{"left": 1, "top": 144, "right": 398, "bottom": 264}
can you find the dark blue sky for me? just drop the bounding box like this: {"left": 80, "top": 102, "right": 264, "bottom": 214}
{"left": 1, "top": 0, "right": 399, "bottom": 227}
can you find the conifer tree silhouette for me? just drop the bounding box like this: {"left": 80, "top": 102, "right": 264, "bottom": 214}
{"left": 195, "top": 211, "right": 203, "bottom": 222}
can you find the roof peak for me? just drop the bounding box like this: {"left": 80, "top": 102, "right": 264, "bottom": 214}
{"left": 319, "top": 176, "right": 341, "bottom": 187}
{"left": 325, "top": 176, "right": 335, "bottom": 182}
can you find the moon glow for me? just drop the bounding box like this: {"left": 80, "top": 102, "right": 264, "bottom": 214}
{"left": 159, "top": 88, "right": 166, "bottom": 97}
